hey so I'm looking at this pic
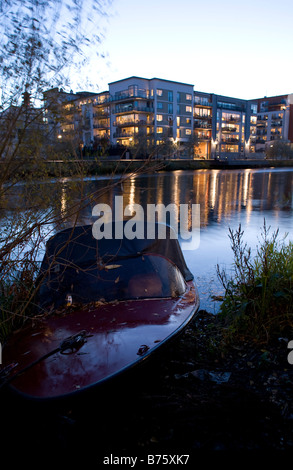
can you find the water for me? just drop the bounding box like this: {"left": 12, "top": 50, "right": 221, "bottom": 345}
{"left": 1, "top": 167, "right": 293, "bottom": 313}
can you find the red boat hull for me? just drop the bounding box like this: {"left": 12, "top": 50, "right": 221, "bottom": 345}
{"left": 2, "top": 281, "right": 199, "bottom": 401}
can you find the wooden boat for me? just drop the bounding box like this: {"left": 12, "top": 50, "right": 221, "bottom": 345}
{"left": 0, "top": 222, "right": 199, "bottom": 401}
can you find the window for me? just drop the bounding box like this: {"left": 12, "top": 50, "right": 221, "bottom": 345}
{"left": 168, "top": 91, "right": 173, "bottom": 102}
{"left": 251, "top": 103, "right": 257, "bottom": 114}
{"left": 157, "top": 127, "right": 163, "bottom": 133}
{"left": 157, "top": 89, "right": 163, "bottom": 96}
{"left": 157, "top": 114, "right": 163, "bottom": 121}
{"left": 157, "top": 102, "right": 163, "bottom": 110}
{"left": 221, "top": 144, "right": 239, "bottom": 153}
{"left": 168, "top": 103, "right": 173, "bottom": 114}
{"left": 128, "top": 85, "right": 138, "bottom": 97}
{"left": 177, "top": 116, "right": 180, "bottom": 127}
{"left": 186, "top": 94, "right": 192, "bottom": 101}
{"left": 177, "top": 92, "right": 180, "bottom": 103}
{"left": 186, "top": 129, "right": 192, "bottom": 135}
{"left": 186, "top": 106, "right": 192, "bottom": 113}
{"left": 186, "top": 118, "right": 191, "bottom": 125}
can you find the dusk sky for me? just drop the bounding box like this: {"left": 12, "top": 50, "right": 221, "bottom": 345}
{"left": 93, "top": 0, "right": 293, "bottom": 100}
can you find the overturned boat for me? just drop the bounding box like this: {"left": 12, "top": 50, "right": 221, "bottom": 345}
{"left": 0, "top": 222, "right": 199, "bottom": 401}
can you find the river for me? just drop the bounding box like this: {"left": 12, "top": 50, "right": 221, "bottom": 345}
{"left": 1, "top": 167, "right": 293, "bottom": 313}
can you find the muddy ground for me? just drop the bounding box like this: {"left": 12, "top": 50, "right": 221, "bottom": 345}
{"left": 2, "top": 310, "right": 293, "bottom": 466}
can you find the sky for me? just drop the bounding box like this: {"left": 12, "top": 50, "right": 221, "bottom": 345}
{"left": 89, "top": 0, "right": 293, "bottom": 100}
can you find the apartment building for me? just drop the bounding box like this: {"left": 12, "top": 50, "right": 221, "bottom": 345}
{"left": 193, "top": 91, "right": 257, "bottom": 159}
{"left": 43, "top": 78, "right": 293, "bottom": 160}
{"left": 82, "top": 91, "right": 110, "bottom": 146}
{"left": 250, "top": 94, "right": 293, "bottom": 152}
{"left": 43, "top": 88, "right": 96, "bottom": 146}
{"left": 108, "top": 76, "right": 195, "bottom": 152}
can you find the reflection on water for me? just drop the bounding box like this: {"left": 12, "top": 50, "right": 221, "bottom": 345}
{"left": 1, "top": 168, "right": 293, "bottom": 312}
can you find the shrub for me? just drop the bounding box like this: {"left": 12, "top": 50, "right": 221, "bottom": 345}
{"left": 217, "top": 221, "right": 293, "bottom": 344}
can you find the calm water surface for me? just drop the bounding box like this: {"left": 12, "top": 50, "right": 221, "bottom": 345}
{"left": 2, "top": 167, "right": 293, "bottom": 312}
{"left": 116, "top": 168, "right": 293, "bottom": 312}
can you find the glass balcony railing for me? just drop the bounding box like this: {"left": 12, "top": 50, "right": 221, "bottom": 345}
{"left": 111, "top": 91, "right": 152, "bottom": 102}
{"left": 113, "top": 119, "right": 153, "bottom": 127}
{"left": 115, "top": 104, "right": 154, "bottom": 114}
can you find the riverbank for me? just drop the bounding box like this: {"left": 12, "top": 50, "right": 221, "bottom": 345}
{"left": 2, "top": 309, "right": 293, "bottom": 465}
{"left": 44, "top": 157, "right": 293, "bottom": 177}
{"left": 2, "top": 157, "right": 293, "bottom": 180}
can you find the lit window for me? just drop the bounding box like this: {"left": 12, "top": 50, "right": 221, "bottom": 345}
{"left": 186, "top": 118, "right": 191, "bottom": 125}
{"left": 157, "top": 127, "right": 163, "bottom": 133}
{"left": 177, "top": 116, "right": 180, "bottom": 127}
{"left": 186, "top": 94, "right": 192, "bottom": 101}
{"left": 157, "top": 114, "right": 163, "bottom": 121}
{"left": 157, "top": 89, "right": 163, "bottom": 96}
{"left": 186, "top": 129, "right": 192, "bottom": 135}
{"left": 186, "top": 106, "right": 192, "bottom": 113}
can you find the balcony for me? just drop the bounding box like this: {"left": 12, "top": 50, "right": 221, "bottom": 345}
{"left": 93, "top": 123, "right": 110, "bottom": 129}
{"left": 93, "top": 96, "right": 110, "bottom": 105}
{"left": 221, "top": 116, "right": 241, "bottom": 123}
{"left": 93, "top": 111, "right": 109, "bottom": 118}
{"left": 194, "top": 97, "right": 212, "bottom": 107}
{"left": 194, "top": 122, "right": 212, "bottom": 129}
{"left": 115, "top": 104, "right": 154, "bottom": 114}
{"left": 256, "top": 130, "right": 267, "bottom": 136}
{"left": 111, "top": 91, "right": 151, "bottom": 102}
{"left": 193, "top": 112, "right": 212, "bottom": 119}
{"left": 218, "top": 102, "right": 245, "bottom": 112}
{"left": 221, "top": 137, "right": 240, "bottom": 144}
{"left": 271, "top": 120, "right": 283, "bottom": 127}
{"left": 113, "top": 119, "right": 153, "bottom": 127}
{"left": 196, "top": 133, "right": 211, "bottom": 141}
{"left": 113, "top": 131, "right": 134, "bottom": 138}
{"left": 221, "top": 126, "right": 238, "bottom": 133}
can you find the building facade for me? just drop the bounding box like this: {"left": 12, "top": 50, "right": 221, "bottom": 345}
{"left": 43, "top": 77, "right": 293, "bottom": 160}
{"left": 250, "top": 94, "right": 293, "bottom": 152}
